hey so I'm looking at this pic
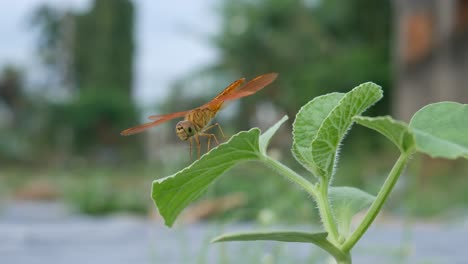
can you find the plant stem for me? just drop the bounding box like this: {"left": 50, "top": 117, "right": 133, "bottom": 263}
{"left": 316, "top": 180, "right": 340, "bottom": 244}
{"left": 261, "top": 155, "right": 350, "bottom": 262}
{"left": 261, "top": 155, "right": 319, "bottom": 199}
{"left": 262, "top": 154, "right": 340, "bottom": 244}
{"left": 341, "top": 153, "right": 409, "bottom": 252}
{"left": 335, "top": 252, "right": 352, "bottom": 264}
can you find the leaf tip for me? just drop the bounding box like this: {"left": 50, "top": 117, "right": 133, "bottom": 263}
{"left": 359, "top": 81, "right": 383, "bottom": 97}
{"left": 164, "top": 220, "right": 175, "bottom": 228}
{"left": 210, "top": 237, "right": 221, "bottom": 244}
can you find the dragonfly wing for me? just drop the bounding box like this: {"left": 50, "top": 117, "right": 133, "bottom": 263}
{"left": 212, "top": 72, "right": 278, "bottom": 103}
{"left": 212, "top": 77, "right": 246, "bottom": 101}
{"left": 148, "top": 110, "right": 188, "bottom": 121}
{"left": 202, "top": 77, "right": 246, "bottom": 112}
{"left": 121, "top": 110, "right": 189, "bottom": 136}
{"left": 146, "top": 78, "right": 244, "bottom": 121}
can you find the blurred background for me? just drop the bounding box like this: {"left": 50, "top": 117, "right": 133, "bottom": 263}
{"left": 1, "top": 0, "right": 467, "bottom": 263}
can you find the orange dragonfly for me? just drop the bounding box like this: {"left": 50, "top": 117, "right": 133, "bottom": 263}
{"left": 121, "top": 72, "right": 278, "bottom": 159}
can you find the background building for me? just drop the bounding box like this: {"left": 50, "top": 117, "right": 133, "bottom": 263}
{"left": 394, "top": 0, "right": 468, "bottom": 120}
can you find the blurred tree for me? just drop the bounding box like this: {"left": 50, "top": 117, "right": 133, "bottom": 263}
{"left": 73, "top": 0, "right": 134, "bottom": 95}
{"left": 0, "top": 66, "right": 38, "bottom": 163}
{"left": 0, "top": 66, "right": 24, "bottom": 123}
{"left": 31, "top": 0, "right": 140, "bottom": 161}
{"left": 32, "top": 0, "right": 134, "bottom": 95}
{"left": 213, "top": 0, "right": 391, "bottom": 129}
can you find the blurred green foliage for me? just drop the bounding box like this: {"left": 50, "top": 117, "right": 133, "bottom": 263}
{"left": 206, "top": 161, "right": 320, "bottom": 223}
{"left": 212, "top": 0, "right": 391, "bottom": 128}
{"left": 61, "top": 166, "right": 150, "bottom": 215}
{"left": 0, "top": 66, "right": 27, "bottom": 161}
{"left": 32, "top": 0, "right": 134, "bottom": 96}
{"left": 397, "top": 157, "right": 468, "bottom": 217}
{"left": 2, "top": 156, "right": 467, "bottom": 220}
{"left": 73, "top": 0, "right": 134, "bottom": 95}
{"left": 0, "top": 165, "right": 152, "bottom": 215}
{"left": 0, "top": 66, "right": 53, "bottom": 164}
{"left": 46, "top": 90, "right": 140, "bottom": 158}
{"left": 26, "top": 0, "right": 139, "bottom": 161}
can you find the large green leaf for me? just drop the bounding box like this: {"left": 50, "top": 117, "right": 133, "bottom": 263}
{"left": 353, "top": 116, "right": 415, "bottom": 153}
{"left": 152, "top": 128, "right": 261, "bottom": 227}
{"left": 409, "top": 102, "right": 468, "bottom": 159}
{"left": 292, "top": 93, "right": 344, "bottom": 176}
{"left": 329, "top": 186, "right": 375, "bottom": 238}
{"left": 212, "top": 230, "right": 347, "bottom": 260}
{"left": 311, "top": 82, "right": 383, "bottom": 179}
{"left": 259, "top": 115, "right": 289, "bottom": 155}
{"left": 152, "top": 116, "right": 290, "bottom": 227}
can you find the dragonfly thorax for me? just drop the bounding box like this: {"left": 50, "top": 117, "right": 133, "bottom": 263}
{"left": 176, "top": 120, "right": 196, "bottom": 141}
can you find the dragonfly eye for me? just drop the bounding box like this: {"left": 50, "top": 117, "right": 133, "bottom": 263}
{"left": 185, "top": 125, "right": 196, "bottom": 136}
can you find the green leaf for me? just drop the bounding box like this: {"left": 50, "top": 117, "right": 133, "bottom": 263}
{"left": 259, "top": 115, "right": 289, "bottom": 155}
{"left": 292, "top": 93, "right": 345, "bottom": 176}
{"left": 409, "top": 102, "right": 468, "bottom": 159}
{"left": 212, "top": 230, "right": 327, "bottom": 243}
{"left": 152, "top": 128, "right": 261, "bottom": 227}
{"left": 329, "top": 186, "right": 375, "bottom": 238}
{"left": 311, "top": 82, "right": 383, "bottom": 179}
{"left": 212, "top": 230, "right": 347, "bottom": 260}
{"left": 353, "top": 116, "right": 415, "bottom": 153}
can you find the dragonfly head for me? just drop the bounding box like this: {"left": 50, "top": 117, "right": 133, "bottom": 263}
{"left": 176, "top": 120, "right": 196, "bottom": 141}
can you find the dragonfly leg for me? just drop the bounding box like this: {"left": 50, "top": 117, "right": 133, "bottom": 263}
{"left": 194, "top": 134, "right": 201, "bottom": 159}
{"left": 189, "top": 137, "right": 193, "bottom": 161}
{"left": 212, "top": 133, "right": 220, "bottom": 145}
{"left": 199, "top": 133, "right": 219, "bottom": 152}
{"left": 203, "top": 123, "right": 227, "bottom": 139}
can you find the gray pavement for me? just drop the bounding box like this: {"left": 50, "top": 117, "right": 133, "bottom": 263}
{"left": 0, "top": 201, "right": 467, "bottom": 264}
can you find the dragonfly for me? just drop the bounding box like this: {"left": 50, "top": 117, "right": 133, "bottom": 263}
{"left": 120, "top": 72, "right": 278, "bottom": 159}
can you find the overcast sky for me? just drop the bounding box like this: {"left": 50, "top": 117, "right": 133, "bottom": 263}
{"left": 0, "top": 0, "right": 219, "bottom": 105}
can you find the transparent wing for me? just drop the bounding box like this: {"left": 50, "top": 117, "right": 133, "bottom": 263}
{"left": 120, "top": 110, "right": 189, "bottom": 136}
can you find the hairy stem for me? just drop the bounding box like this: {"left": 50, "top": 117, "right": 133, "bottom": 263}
{"left": 316, "top": 180, "right": 340, "bottom": 244}
{"left": 262, "top": 154, "right": 353, "bottom": 263}
{"left": 262, "top": 154, "right": 341, "bottom": 244}
{"left": 261, "top": 155, "right": 318, "bottom": 198}
{"left": 341, "top": 153, "right": 409, "bottom": 251}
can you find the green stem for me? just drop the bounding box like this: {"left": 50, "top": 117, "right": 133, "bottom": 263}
{"left": 261, "top": 155, "right": 350, "bottom": 263}
{"left": 262, "top": 155, "right": 340, "bottom": 245}
{"left": 261, "top": 155, "right": 319, "bottom": 198}
{"left": 336, "top": 252, "right": 352, "bottom": 264}
{"left": 316, "top": 180, "right": 340, "bottom": 244}
{"left": 341, "top": 153, "right": 409, "bottom": 252}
